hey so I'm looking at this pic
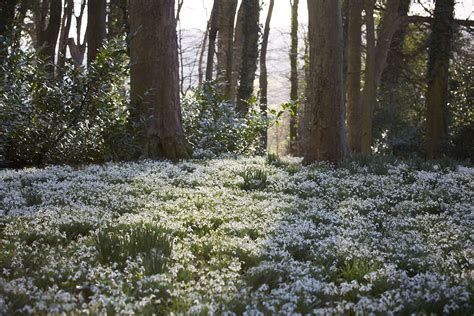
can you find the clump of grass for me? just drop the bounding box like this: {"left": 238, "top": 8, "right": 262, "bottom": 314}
{"left": 239, "top": 168, "right": 269, "bottom": 191}
{"left": 95, "top": 223, "right": 172, "bottom": 275}
{"left": 59, "top": 222, "right": 95, "bottom": 239}
{"left": 337, "top": 258, "right": 380, "bottom": 283}
{"left": 266, "top": 153, "right": 301, "bottom": 174}
{"left": 22, "top": 189, "right": 43, "bottom": 207}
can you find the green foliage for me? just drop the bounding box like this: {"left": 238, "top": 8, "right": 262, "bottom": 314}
{"left": 95, "top": 223, "right": 172, "bottom": 275}
{"left": 266, "top": 153, "right": 301, "bottom": 174}
{"left": 181, "top": 81, "right": 268, "bottom": 156}
{"left": 239, "top": 167, "right": 269, "bottom": 191}
{"left": 338, "top": 258, "right": 380, "bottom": 283}
{"left": 0, "top": 38, "right": 138, "bottom": 166}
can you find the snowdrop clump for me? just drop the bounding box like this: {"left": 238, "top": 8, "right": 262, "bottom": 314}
{"left": 0, "top": 156, "right": 472, "bottom": 314}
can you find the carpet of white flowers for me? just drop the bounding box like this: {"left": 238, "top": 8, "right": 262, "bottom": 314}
{"left": 0, "top": 156, "right": 473, "bottom": 315}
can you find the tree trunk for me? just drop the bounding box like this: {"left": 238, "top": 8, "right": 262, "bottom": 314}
{"left": 289, "top": 0, "right": 299, "bottom": 155}
{"left": 87, "top": 0, "right": 107, "bottom": 66}
{"left": 198, "top": 22, "right": 209, "bottom": 85}
{"left": 374, "top": 0, "right": 401, "bottom": 86}
{"left": 35, "top": 0, "right": 62, "bottom": 68}
{"left": 129, "top": 0, "right": 190, "bottom": 160}
{"left": 216, "top": 0, "right": 238, "bottom": 97}
{"left": 205, "top": 1, "right": 218, "bottom": 81}
{"left": 361, "top": 0, "right": 376, "bottom": 154}
{"left": 229, "top": 3, "right": 245, "bottom": 104}
{"left": 66, "top": 0, "right": 87, "bottom": 66}
{"left": 57, "top": 0, "right": 73, "bottom": 71}
{"left": 259, "top": 0, "right": 275, "bottom": 150}
{"left": 381, "top": 0, "right": 411, "bottom": 86}
{"left": 236, "top": 0, "right": 260, "bottom": 114}
{"left": 346, "top": 0, "right": 363, "bottom": 153}
{"left": 360, "top": 0, "right": 401, "bottom": 154}
{"left": 303, "top": 0, "right": 347, "bottom": 164}
{"left": 425, "top": 0, "right": 454, "bottom": 159}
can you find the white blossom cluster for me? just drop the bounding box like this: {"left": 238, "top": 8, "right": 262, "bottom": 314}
{"left": 0, "top": 157, "right": 472, "bottom": 314}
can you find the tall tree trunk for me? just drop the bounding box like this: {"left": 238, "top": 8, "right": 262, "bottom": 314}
{"left": 198, "top": 22, "right": 209, "bottom": 85}
{"left": 236, "top": 0, "right": 260, "bottom": 114}
{"left": 381, "top": 0, "right": 411, "bottom": 86}
{"left": 361, "top": 0, "right": 376, "bottom": 154}
{"left": 66, "top": 0, "right": 87, "bottom": 66}
{"left": 205, "top": 1, "right": 218, "bottom": 81}
{"left": 229, "top": 3, "right": 245, "bottom": 104}
{"left": 289, "top": 0, "right": 299, "bottom": 155}
{"left": 360, "top": 0, "right": 401, "bottom": 153}
{"left": 57, "top": 0, "right": 73, "bottom": 71}
{"left": 346, "top": 0, "right": 363, "bottom": 153}
{"left": 35, "top": 0, "right": 62, "bottom": 69}
{"left": 259, "top": 0, "right": 275, "bottom": 150}
{"left": 129, "top": 0, "right": 190, "bottom": 160}
{"left": 88, "top": 0, "right": 106, "bottom": 66}
{"left": 216, "top": 0, "right": 238, "bottom": 97}
{"left": 425, "top": 0, "right": 454, "bottom": 159}
{"left": 303, "top": 0, "right": 347, "bottom": 164}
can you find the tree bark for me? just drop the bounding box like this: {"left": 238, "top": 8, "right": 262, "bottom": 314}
{"left": 425, "top": 0, "right": 454, "bottom": 159}
{"left": 361, "top": 0, "right": 377, "bottom": 154}
{"left": 57, "top": 0, "right": 73, "bottom": 70}
{"left": 360, "top": 0, "right": 401, "bottom": 154}
{"left": 66, "top": 0, "right": 87, "bottom": 66}
{"left": 259, "top": 0, "right": 275, "bottom": 150}
{"left": 35, "top": 0, "right": 62, "bottom": 68}
{"left": 129, "top": 0, "right": 191, "bottom": 160}
{"left": 303, "top": 0, "right": 347, "bottom": 164}
{"left": 205, "top": 1, "right": 218, "bottom": 81}
{"left": 236, "top": 0, "right": 260, "bottom": 114}
{"left": 289, "top": 0, "right": 299, "bottom": 155}
{"left": 216, "top": 0, "right": 238, "bottom": 97}
{"left": 346, "top": 0, "right": 363, "bottom": 153}
{"left": 198, "top": 21, "right": 209, "bottom": 85}
{"left": 381, "top": 0, "right": 411, "bottom": 86}
{"left": 229, "top": 3, "right": 245, "bottom": 104}
{"left": 88, "top": 0, "right": 107, "bottom": 66}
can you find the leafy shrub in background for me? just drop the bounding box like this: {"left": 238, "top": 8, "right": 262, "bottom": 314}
{"left": 0, "top": 39, "right": 138, "bottom": 167}
{"left": 182, "top": 82, "right": 268, "bottom": 157}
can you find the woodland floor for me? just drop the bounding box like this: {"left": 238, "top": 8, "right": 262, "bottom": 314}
{"left": 0, "top": 156, "right": 473, "bottom": 315}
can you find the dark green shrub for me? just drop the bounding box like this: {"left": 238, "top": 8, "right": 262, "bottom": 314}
{"left": 181, "top": 81, "right": 267, "bottom": 156}
{"left": 0, "top": 38, "right": 138, "bottom": 166}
